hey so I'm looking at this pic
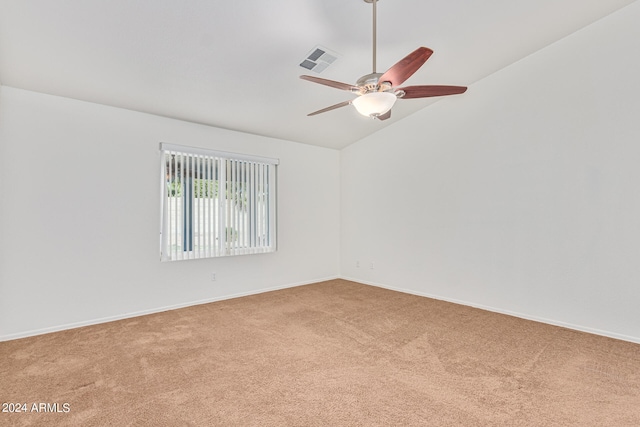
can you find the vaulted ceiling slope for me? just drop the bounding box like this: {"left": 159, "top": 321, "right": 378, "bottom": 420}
{"left": 0, "top": 0, "right": 635, "bottom": 149}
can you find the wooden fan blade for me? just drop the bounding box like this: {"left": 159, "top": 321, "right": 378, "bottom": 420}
{"left": 398, "top": 85, "right": 467, "bottom": 99}
{"left": 300, "top": 75, "right": 358, "bottom": 92}
{"left": 378, "top": 47, "right": 433, "bottom": 87}
{"left": 308, "top": 100, "right": 352, "bottom": 116}
{"left": 376, "top": 110, "right": 391, "bottom": 121}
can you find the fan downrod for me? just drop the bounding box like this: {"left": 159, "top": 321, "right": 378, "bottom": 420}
{"left": 364, "top": 0, "right": 379, "bottom": 73}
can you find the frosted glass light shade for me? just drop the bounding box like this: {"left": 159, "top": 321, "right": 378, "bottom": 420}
{"left": 352, "top": 92, "right": 397, "bottom": 117}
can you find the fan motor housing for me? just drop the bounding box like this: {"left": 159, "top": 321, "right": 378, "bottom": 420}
{"left": 356, "top": 72, "right": 393, "bottom": 94}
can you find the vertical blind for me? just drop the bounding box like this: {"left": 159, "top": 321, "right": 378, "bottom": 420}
{"left": 160, "top": 143, "right": 278, "bottom": 261}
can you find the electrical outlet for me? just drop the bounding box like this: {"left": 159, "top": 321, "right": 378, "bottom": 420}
{"left": 212, "top": 273, "right": 217, "bottom": 281}
{"left": 356, "top": 261, "right": 360, "bottom": 268}
{"left": 370, "top": 262, "right": 374, "bottom": 270}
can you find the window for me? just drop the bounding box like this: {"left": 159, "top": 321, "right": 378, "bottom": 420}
{"left": 160, "top": 143, "right": 278, "bottom": 261}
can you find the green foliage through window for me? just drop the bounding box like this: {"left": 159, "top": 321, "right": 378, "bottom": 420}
{"left": 167, "top": 179, "right": 219, "bottom": 198}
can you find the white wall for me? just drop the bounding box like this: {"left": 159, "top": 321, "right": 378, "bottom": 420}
{"left": 0, "top": 87, "right": 340, "bottom": 340}
{"left": 341, "top": 2, "right": 640, "bottom": 342}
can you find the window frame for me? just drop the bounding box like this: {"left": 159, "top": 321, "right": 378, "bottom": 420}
{"left": 159, "top": 143, "right": 278, "bottom": 261}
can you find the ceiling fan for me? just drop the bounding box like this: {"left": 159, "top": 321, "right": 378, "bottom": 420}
{"left": 300, "top": 0, "right": 467, "bottom": 120}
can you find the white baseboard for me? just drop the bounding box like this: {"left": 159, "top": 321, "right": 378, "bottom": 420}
{"left": 0, "top": 276, "right": 340, "bottom": 342}
{"left": 340, "top": 276, "right": 640, "bottom": 345}
{"left": 5, "top": 275, "right": 638, "bottom": 345}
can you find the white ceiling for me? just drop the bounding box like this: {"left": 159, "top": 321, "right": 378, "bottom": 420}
{"left": 0, "top": 0, "right": 635, "bottom": 149}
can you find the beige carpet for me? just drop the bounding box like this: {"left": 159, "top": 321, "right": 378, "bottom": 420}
{"left": 1, "top": 279, "right": 639, "bottom": 426}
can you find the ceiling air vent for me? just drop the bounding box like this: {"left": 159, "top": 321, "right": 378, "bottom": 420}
{"left": 299, "top": 46, "right": 339, "bottom": 74}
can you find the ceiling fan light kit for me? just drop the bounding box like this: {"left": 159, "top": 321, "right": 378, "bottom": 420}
{"left": 352, "top": 92, "right": 397, "bottom": 117}
{"left": 300, "top": 0, "right": 467, "bottom": 120}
